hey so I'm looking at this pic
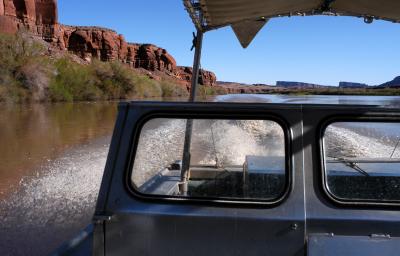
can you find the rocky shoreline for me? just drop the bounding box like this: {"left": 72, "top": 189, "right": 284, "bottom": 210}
{"left": 1, "top": 0, "right": 399, "bottom": 101}
{"left": 0, "top": 0, "right": 222, "bottom": 94}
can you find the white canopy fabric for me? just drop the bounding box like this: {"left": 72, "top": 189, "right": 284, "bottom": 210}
{"left": 184, "top": 0, "right": 400, "bottom": 48}
{"left": 231, "top": 19, "right": 268, "bottom": 48}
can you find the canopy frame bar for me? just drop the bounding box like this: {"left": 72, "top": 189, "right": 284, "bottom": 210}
{"left": 183, "top": 0, "right": 205, "bottom": 31}
{"left": 180, "top": 28, "right": 204, "bottom": 196}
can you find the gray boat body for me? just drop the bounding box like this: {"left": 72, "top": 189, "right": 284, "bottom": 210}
{"left": 53, "top": 102, "right": 400, "bottom": 256}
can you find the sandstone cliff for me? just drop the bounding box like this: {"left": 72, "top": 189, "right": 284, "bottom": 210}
{"left": 0, "top": 0, "right": 58, "bottom": 38}
{"left": 0, "top": 0, "right": 217, "bottom": 88}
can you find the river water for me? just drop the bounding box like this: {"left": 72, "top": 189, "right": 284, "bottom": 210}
{"left": 1, "top": 95, "right": 400, "bottom": 255}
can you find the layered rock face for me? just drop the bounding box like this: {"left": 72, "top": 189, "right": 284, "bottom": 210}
{"left": 0, "top": 0, "right": 58, "bottom": 38}
{"left": 62, "top": 26, "right": 177, "bottom": 73}
{"left": 0, "top": 0, "right": 217, "bottom": 87}
{"left": 59, "top": 28, "right": 217, "bottom": 85}
{"left": 177, "top": 67, "right": 217, "bottom": 88}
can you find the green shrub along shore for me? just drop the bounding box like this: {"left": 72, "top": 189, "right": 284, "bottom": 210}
{"left": 49, "top": 58, "right": 191, "bottom": 101}
{"left": 1, "top": 33, "right": 399, "bottom": 103}
{"left": 0, "top": 33, "right": 205, "bottom": 103}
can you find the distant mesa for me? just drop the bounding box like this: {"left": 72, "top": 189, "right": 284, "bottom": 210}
{"left": 0, "top": 0, "right": 217, "bottom": 88}
{"left": 277, "top": 79, "right": 400, "bottom": 89}
{"left": 276, "top": 81, "right": 329, "bottom": 89}
{"left": 339, "top": 82, "right": 368, "bottom": 89}
{"left": 218, "top": 78, "right": 400, "bottom": 93}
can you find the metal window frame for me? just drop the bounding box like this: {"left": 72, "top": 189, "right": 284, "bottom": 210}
{"left": 124, "top": 106, "right": 294, "bottom": 207}
{"left": 95, "top": 102, "right": 400, "bottom": 215}
{"left": 319, "top": 116, "right": 400, "bottom": 207}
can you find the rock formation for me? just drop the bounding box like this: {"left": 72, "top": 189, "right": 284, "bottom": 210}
{"left": 379, "top": 76, "right": 400, "bottom": 88}
{"left": 61, "top": 26, "right": 177, "bottom": 73}
{"left": 0, "top": 0, "right": 58, "bottom": 38}
{"left": 339, "top": 82, "right": 368, "bottom": 89}
{"left": 177, "top": 67, "right": 217, "bottom": 88}
{"left": 276, "top": 81, "right": 329, "bottom": 89}
{"left": 0, "top": 0, "right": 217, "bottom": 87}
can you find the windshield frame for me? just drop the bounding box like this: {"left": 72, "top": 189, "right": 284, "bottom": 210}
{"left": 320, "top": 116, "right": 400, "bottom": 206}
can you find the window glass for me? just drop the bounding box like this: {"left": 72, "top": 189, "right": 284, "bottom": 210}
{"left": 324, "top": 122, "right": 400, "bottom": 202}
{"left": 131, "top": 118, "right": 286, "bottom": 201}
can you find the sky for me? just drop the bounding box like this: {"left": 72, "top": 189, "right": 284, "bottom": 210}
{"left": 59, "top": 0, "right": 400, "bottom": 86}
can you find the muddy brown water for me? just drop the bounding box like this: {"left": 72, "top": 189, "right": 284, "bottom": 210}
{"left": 0, "top": 102, "right": 118, "bottom": 197}
{"left": 0, "top": 98, "right": 188, "bottom": 256}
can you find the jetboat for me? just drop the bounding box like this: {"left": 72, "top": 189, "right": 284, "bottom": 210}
{"left": 53, "top": 1, "right": 400, "bottom": 255}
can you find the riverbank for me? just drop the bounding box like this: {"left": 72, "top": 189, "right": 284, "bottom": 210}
{"left": 0, "top": 32, "right": 187, "bottom": 103}
{"left": 0, "top": 33, "right": 225, "bottom": 104}
{"left": 3, "top": 33, "right": 400, "bottom": 105}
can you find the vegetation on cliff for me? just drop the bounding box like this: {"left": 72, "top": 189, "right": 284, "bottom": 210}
{"left": 1, "top": 32, "right": 398, "bottom": 103}
{"left": 49, "top": 58, "right": 191, "bottom": 102}
{"left": 0, "top": 33, "right": 196, "bottom": 103}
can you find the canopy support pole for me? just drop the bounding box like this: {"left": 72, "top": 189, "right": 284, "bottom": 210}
{"left": 180, "top": 28, "right": 204, "bottom": 196}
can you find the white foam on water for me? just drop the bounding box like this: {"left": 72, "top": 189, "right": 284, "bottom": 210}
{"left": 132, "top": 119, "right": 285, "bottom": 187}
{"left": 0, "top": 137, "right": 109, "bottom": 256}
{"left": 133, "top": 119, "right": 186, "bottom": 187}
{"left": 196, "top": 120, "right": 284, "bottom": 166}
{"left": 325, "top": 125, "right": 400, "bottom": 158}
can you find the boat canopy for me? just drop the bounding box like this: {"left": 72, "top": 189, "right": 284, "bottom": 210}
{"left": 184, "top": 0, "right": 400, "bottom": 48}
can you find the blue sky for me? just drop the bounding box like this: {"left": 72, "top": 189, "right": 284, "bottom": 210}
{"left": 59, "top": 1, "right": 400, "bottom": 86}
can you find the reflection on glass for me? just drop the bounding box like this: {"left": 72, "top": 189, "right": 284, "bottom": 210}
{"left": 324, "top": 122, "right": 400, "bottom": 201}
{"left": 132, "top": 119, "right": 286, "bottom": 201}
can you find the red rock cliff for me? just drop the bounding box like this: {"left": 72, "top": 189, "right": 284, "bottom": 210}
{"left": 0, "top": 0, "right": 217, "bottom": 87}
{"left": 60, "top": 26, "right": 177, "bottom": 74}
{"left": 177, "top": 67, "right": 217, "bottom": 87}
{"left": 0, "top": 0, "right": 58, "bottom": 38}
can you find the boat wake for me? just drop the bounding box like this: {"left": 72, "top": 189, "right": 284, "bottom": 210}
{"left": 195, "top": 120, "right": 284, "bottom": 165}
{"left": 325, "top": 125, "right": 400, "bottom": 159}
{"left": 0, "top": 137, "right": 109, "bottom": 256}
{"left": 132, "top": 119, "right": 285, "bottom": 187}
{"left": 133, "top": 119, "right": 186, "bottom": 187}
